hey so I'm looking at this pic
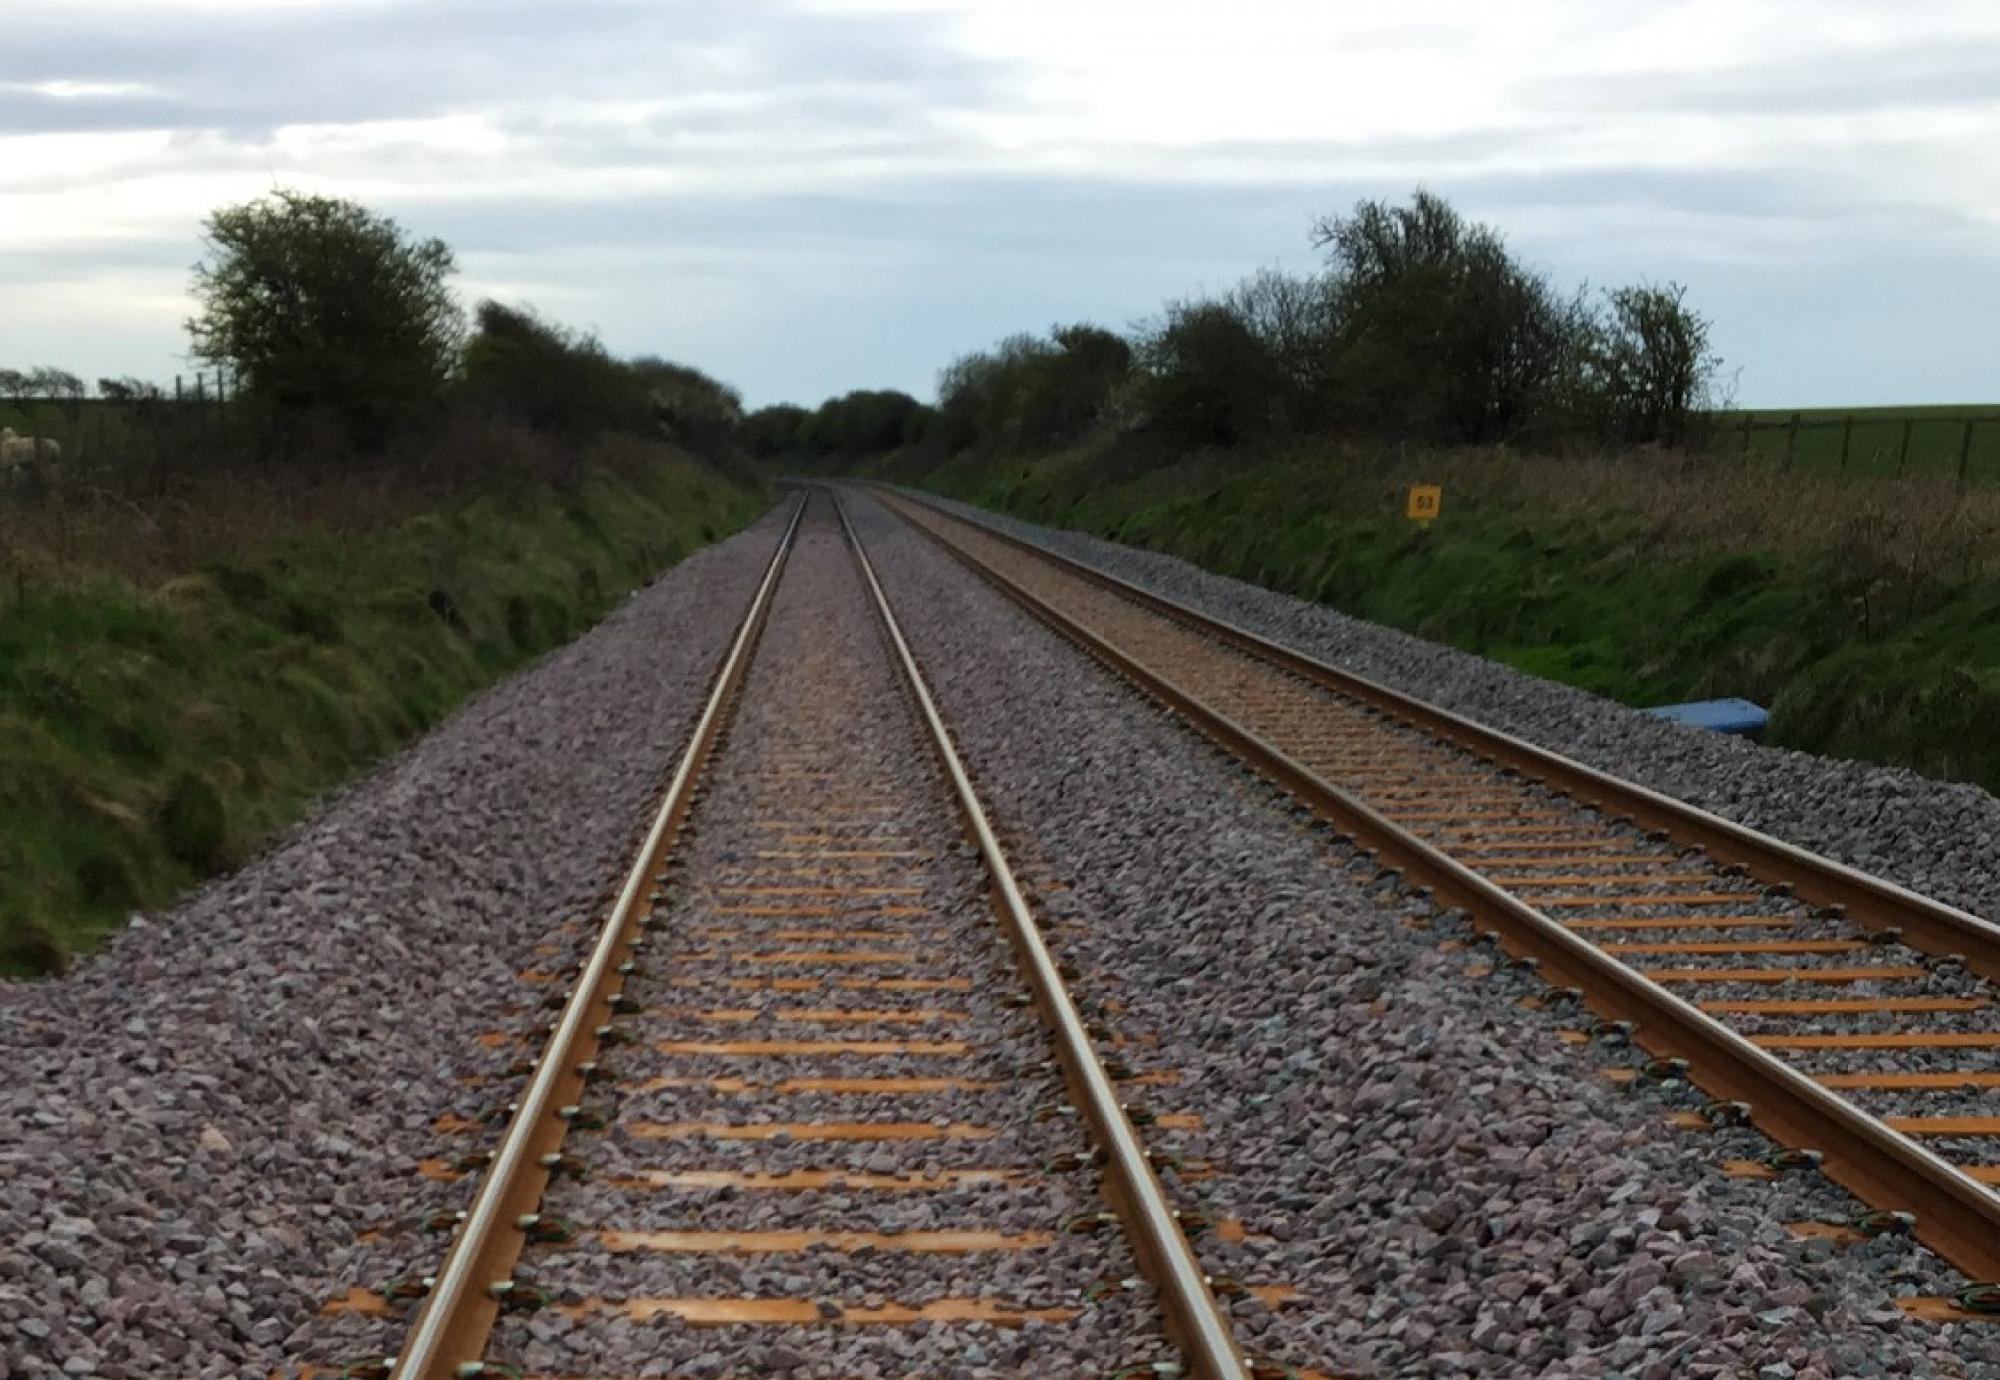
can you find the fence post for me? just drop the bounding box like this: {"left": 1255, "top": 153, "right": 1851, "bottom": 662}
{"left": 174, "top": 375, "right": 183, "bottom": 404}
{"left": 1959, "top": 418, "right": 1976, "bottom": 487}
{"left": 1785, "top": 413, "right": 1800, "bottom": 466}
{"left": 1840, "top": 416, "right": 1854, "bottom": 471}
{"left": 1897, "top": 417, "right": 1914, "bottom": 473}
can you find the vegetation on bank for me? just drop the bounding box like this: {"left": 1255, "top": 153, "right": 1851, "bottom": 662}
{"left": 891, "top": 438, "right": 2000, "bottom": 795}
{"left": 1, "top": 190, "right": 770, "bottom": 976}
{"left": 0, "top": 446, "right": 763, "bottom": 976}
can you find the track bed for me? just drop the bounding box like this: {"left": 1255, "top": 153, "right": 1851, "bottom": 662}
{"left": 878, "top": 486, "right": 2000, "bottom": 1308}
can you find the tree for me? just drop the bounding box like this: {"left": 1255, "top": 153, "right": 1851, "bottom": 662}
{"left": 1592, "top": 283, "right": 1717, "bottom": 445}
{"left": 1136, "top": 300, "right": 1286, "bottom": 446}
{"left": 741, "top": 404, "right": 810, "bottom": 457}
{"left": 630, "top": 357, "right": 744, "bottom": 453}
{"left": 1224, "top": 269, "right": 1340, "bottom": 428}
{"left": 935, "top": 348, "right": 1013, "bottom": 450}
{"left": 97, "top": 377, "right": 165, "bottom": 404}
{"left": 1312, "top": 190, "right": 1577, "bottom": 442}
{"left": 795, "top": 390, "right": 932, "bottom": 457}
{"left": 187, "top": 189, "right": 463, "bottom": 439}
{"left": 929, "top": 325, "right": 1132, "bottom": 453}
{"left": 27, "top": 367, "right": 87, "bottom": 419}
{"left": 1015, "top": 324, "right": 1132, "bottom": 445}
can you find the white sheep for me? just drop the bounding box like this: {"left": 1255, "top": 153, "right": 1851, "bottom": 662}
{"left": 0, "top": 426, "right": 61, "bottom": 471}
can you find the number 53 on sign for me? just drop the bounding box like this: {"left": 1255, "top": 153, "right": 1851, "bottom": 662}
{"left": 1406, "top": 484, "right": 1442, "bottom": 524}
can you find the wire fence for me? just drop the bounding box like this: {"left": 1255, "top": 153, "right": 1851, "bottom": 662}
{"left": 1, "top": 374, "right": 243, "bottom": 482}
{"left": 1715, "top": 412, "right": 2000, "bottom": 486}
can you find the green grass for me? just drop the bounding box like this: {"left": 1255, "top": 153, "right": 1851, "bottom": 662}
{"left": 0, "top": 454, "right": 766, "bottom": 976}
{"left": 897, "top": 437, "right": 2000, "bottom": 801}
{"left": 0, "top": 400, "right": 153, "bottom": 452}
{"left": 1707, "top": 404, "right": 2000, "bottom": 483}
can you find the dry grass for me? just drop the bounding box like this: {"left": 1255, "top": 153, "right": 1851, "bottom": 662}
{"left": 1041, "top": 431, "right": 2000, "bottom": 585}
{"left": 1364, "top": 446, "right": 2000, "bottom": 580}
{"left": 0, "top": 416, "right": 682, "bottom": 596}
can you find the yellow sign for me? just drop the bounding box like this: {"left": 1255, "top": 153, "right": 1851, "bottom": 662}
{"left": 1406, "top": 484, "right": 1443, "bottom": 523}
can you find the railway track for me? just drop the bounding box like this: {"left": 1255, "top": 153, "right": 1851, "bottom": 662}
{"left": 325, "top": 491, "right": 1277, "bottom": 1378}
{"left": 872, "top": 485, "right": 2000, "bottom": 1313}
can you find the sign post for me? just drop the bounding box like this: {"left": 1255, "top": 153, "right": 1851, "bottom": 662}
{"left": 1406, "top": 484, "right": 1442, "bottom": 529}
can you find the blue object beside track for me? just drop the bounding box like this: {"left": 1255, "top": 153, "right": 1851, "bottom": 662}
{"left": 1644, "top": 697, "right": 1770, "bottom": 737}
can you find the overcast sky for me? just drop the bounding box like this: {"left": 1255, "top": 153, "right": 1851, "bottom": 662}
{"left": 3, "top": 0, "right": 1996, "bottom": 408}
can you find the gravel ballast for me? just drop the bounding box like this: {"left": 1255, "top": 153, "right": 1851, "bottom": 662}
{"left": 476, "top": 497, "right": 1169, "bottom": 1376}
{"left": 848, "top": 489, "right": 2000, "bottom": 1378}
{"left": 0, "top": 503, "right": 792, "bottom": 1378}
{"left": 909, "top": 489, "right": 2000, "bottom": 926}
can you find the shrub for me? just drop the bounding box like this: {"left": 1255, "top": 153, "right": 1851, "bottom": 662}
{"left": 742, "top": 404, "right": 811, "bottom": 458}
{"left": 630, "top": 357, "right": 744, "bottom": 454}
{"left": 1313, "top": 190, "right": 1582, "bottom": 443}
{"left": 158, "top": 772, "right": 230, "bottom": 871}
{"left": 935, "top": 347, "right": 1020, "bottom": 450}
{"left": 459, "top": 302, "right": 650, "bottom": 438}
{"left": 1136, "top": 301, "right": 1288, "bottom": 446}
{"left": 1224, "top": 269, "right": 1340, "bottom": 428}
{"left": 0, "top": 920, "right": 64, "bottom": 978}
{"left": 770, "top": 189, "right": 1723, "bottom": 461}
{"left": 1019, "top": 325, "right": 1132, "bottom": 445}
{"left": 456, "top": 310, "right": 743, "bottom": 457}
{"left": 932, "top": 325, "right": 1133, "bottom": 452}
{"left": 794, "top": 390, "right": 934, "bottom": 458}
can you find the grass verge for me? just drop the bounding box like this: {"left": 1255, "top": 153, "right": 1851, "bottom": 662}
{"left": 0, "top": 449, "right": 766, "bottom": 976}
{"left": 894, "top": 437, "right": 2000, "bottom": 797}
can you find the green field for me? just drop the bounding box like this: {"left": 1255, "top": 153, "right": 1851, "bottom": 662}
{"left": 0, "top": 399, "right": 194, "bottom": 465}
{"left": 1, "top": 399, "right": 143, "bottom": 434}
{"left": 1707, "top": 404, "right": 2000, "bottom": 483}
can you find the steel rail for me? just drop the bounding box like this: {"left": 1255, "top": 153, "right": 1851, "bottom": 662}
{"left": 868, "top": 484, "right": 2000, "bottom": 1287}
{"left": 388, "top": 495, "right": 805, "bottom": 1379}
{"left": 833, "top": 490, "right": 1253, "bottom": 1380}
{"left": 871, "top": 484, "right": 2000, "bottom": 982}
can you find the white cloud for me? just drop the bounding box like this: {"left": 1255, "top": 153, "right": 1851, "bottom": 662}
{"left": 12, "top": 79, "right": 160, "bottom": 99}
